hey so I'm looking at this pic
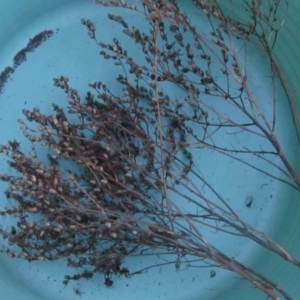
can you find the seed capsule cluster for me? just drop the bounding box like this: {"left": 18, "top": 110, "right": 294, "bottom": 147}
{"left": 0, "top": 30, "right": 54, "bottom": 94}
{"left": 0, "top": 69, "right": 192, "bottom": 286}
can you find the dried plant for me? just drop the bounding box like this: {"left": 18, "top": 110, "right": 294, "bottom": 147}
{"left": 0, "top": 1, "right": 299, "bottom": 299}
{"left": 0, "top": 30, "right": 54, "bottom": 94}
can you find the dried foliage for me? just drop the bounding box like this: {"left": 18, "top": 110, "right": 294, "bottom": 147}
{"left": 0, "top": 1, "right": 299, "bottom": 299}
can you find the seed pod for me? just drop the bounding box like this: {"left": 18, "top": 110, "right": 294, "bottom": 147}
{"left": 88, "top": 31, "right": 95, "bottom": 39}
{"left": 36, "top": 169, "right": 44, "bottom": 174}
{"left": 105, "top": 222, "right": 112, "bottom": 228}
{"left": 30, "top": 150, "right": 37, "bottom": 158}
{"left": 13, "top": 153, "right": 22, "bottom": 159}
{"left": 53, "top": 116, "right": 58, "bottom": 125}
{"left": 27, "top": 207, "right": 38, "bottom": 212}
